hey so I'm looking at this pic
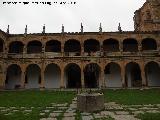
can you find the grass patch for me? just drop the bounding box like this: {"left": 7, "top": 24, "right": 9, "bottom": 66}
{"left": 136, "top": 113, "right": 160, "bottom": 120}
{"left": 0, "top": 90, "right": 75, "bottom": 120}
{"left": 103, "top": 89, "right": 160, "bottom": 105}
{"left": 1, "top": 89, "right": 160, "bottom": 120}
{"left": 0, "top": 90, "right": 75, "bottom": 107}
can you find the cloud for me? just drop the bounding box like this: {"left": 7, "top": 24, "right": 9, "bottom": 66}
{"left": 0, "top": 0, "right": 146, "bottom": 34}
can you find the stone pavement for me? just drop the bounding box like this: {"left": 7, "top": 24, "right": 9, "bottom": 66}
{"left": 1, "top": 97, "right": 160, "bottom": 120}
{"left": 39, "top": 97, "right": 160, "bottom": 120}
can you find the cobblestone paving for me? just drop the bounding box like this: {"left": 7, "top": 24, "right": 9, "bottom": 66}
{"left": 0, "top": 98, "right": 160, "bottom": 120}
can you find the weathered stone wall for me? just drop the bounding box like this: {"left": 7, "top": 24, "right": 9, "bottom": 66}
{"left": 134, "top": 0, "right": 160, "bottom": 31}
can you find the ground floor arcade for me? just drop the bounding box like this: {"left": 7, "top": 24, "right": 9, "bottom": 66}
{"left": 1, "top": 61, "right": 160, "bottom": 89}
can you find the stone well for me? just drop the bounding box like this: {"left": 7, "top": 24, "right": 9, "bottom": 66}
{"left": 77, "top": 93, "right": 104, "bottom": 112}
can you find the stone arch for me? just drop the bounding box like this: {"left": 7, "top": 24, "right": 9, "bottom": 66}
{"left": 25, "top": 64, "right": 41, "bottom": 89}
{"left": 27, "top": 40, "right": 42, "bottom": 54}
{"left": 44, "top": 63, "right": 61, "bottom": 88}
{"left": 84, "top": 39, "right": 100, "bottom": 56}
{"left": 0, "top": 38, "right": 4, "bottom": 52}
{"left": 84, "top": 63, "right": 100, "bottom": 88}
{"left": 145, "top": 61, "right": 160, "bottom": 87}
{"left": 5, "top": 64, "right": 22, "bottom": 89}
{"left": 64, "top": 63, "right": 81, "bottom": 88}
{"left": 64, "top": 39, "right": 81, "bottom": 56}
{"left": 123, "top": 38, "right": 138, "bottom": 52}
{"left": 104, "top": 62, "right": 122, "bottom": 87}
{"left": 9, "top": 41, "right": 24, "bottom": 53}
{"left": 125, "top": 62, "right": 142, "bottom": 87}
{"left": 103, "top": 38, "right": 119, "bottom": 52}
{"left": 45, "top": 40, "right": 61, "bottom": 52}
{"left": 142, "top": 38, "right": 157, "bottom": 51}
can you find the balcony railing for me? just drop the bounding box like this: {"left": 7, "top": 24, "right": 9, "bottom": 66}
{"left": 0, "top": 50, "right": 159, "bottom": 59}
{"left": 122, "top": 51, "right": 140, "bottom": 56}
{"left": 103, "top": 51, "right": 121, "bottom": 56}
{"left": 84, "top": 51, "right": 101, "bottom": 57}
{"left": 23, "top": 53, "right": 42, "bottom": 58}
{"left": 142, "top": 50, "right": 159, "bottom": 56}
{"left": 64, "top": 52, "right": 80, "bottom": 56}
{"left": 7, "top": 53, "right": 23, "bottom": 58}
{"left": 45, "top": 52, "right": 62, "bottom": 58}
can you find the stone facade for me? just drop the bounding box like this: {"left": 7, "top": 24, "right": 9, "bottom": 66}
{"left": 0, "top": 0, "right": 160, "bottom": 89}
{"left": 134, "top": 0, "right": 160, "bottom": 31}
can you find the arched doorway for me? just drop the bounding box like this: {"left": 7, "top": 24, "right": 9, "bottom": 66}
{"left": 27, "top": 41, "right": 42, "bottom": 54}
{"left": 123, "top": 39, "right": 138, "bottom": 52}
{"left": 9, "top": 41, "right": 24, "bottom": 53}
{"left": 103, "top": 39, "right": 119, "bottom": 52}
{"left": 104, "top": 62, "right": 122, "bottom": 87}
{"left": 84, "top": 63, "right": 100, "bottom": 88}
{"left": 44, "top": 63, "right": 61, "bottom": 88}
{"left": 125, "top": 62, "right": 142, "bottom": 87}
{"left": 64, "top": 39, "right": 81, "bottom": 56}
{"left": 142, "top": 38, "right": 157, "bottom": 51}
{"left": 45, "top": 40, "right": 61, "bottom": 52}
{"left": 5, "top": 64, "right": 21, "bottom": 89}
{"left": 64, "top": 63, "right": 81, "bottom": 88}
{"left": 145, "top": 62, "right": 160, "bottom": 87}
{"left": 84, "top": 39, "right": 100, "bottom": 56}
{"left": 25, "top": 64, "right": 41, "bottom": 89}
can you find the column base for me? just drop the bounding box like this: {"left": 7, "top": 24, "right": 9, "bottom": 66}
{"left": 0, "top": 85, "right": 5, "bottom": 90}
{"left": 60, "top": 86, "right": 65, "bottom": 89}
{"left": 122, "top": 83, "right": 127, "bottom": 88}
{"left": 40, "top": 87, "right": 45, "bottom": 91}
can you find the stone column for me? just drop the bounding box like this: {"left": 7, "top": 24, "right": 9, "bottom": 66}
{"left": 42, "top": 45, "right": 45, "bottom": 53}
{"left": 81, "top": 64, "right": 85, "bottom": 88}
{"left": 40, "top": 65, "right": 45, "bottom": 88}
{"left": 4, "top": 44, "right": 8, "bottom": 58}
{"left": 100, "top": 42, "right": 103, "bottom": 56}
{"left": 119, "top": 41, "right": 123, "bottom": 52}
{"left": 100, "top": 69, "right": 105, "bottom": 88}
{"left": 0, "top": 71, "right": 5, "bottom": 89}
{"left": 20, "top": 66, "right": 25, "bottom": 88}
{"left": 81, "top": 42, "right": 84, "bottom": 56}
{"left": 121, "top": 64, "right": 126, "bottom": 87}
{"left": 61, "top": 43, "right": 64, "bottom": 56}
{"left": 138, "top": 42, "right": 142, "bottom": 52}
{"left": 0, "top": 64, "right": 7, "bottom": 89}
{"left": 140, "top": 63, "right": 147, "bottom": 87}
{"left": 23, "top": 45, "right": 27, "bottom": 54}
{"left": 42, "top": 44, "right": 45, "bottom": 58}
{"left": 60, "top": 64, "right": 65, "bottom": 88}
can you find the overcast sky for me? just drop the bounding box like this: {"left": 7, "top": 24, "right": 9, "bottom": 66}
{"left": 0, "top": 0, "right": 146, "bottom": 34}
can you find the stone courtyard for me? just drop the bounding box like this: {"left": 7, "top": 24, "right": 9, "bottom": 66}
{"left": 1, "top": 96, "right": 160, "bottom": 120}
